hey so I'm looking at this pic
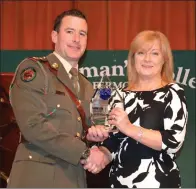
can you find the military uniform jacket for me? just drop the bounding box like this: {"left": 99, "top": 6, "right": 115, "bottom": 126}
{"left": 7, "top": 53, "right": 94, "bottom": 188}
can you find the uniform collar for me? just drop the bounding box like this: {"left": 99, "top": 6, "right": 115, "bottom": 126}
{"left": 53, "top": 51, "right": 78, "bottom": 75}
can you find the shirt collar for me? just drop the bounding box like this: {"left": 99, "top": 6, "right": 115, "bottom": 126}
{"left": 53, "top": 51, "right": 78, "bottom": 74}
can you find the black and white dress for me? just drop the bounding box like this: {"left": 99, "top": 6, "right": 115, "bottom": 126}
{"left": 102, "top": 83, "right": 188, "bottom": 188}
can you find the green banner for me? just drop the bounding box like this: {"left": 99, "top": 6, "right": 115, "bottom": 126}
{"left": 0, "top": 50, "right": 195, "bottom": 187}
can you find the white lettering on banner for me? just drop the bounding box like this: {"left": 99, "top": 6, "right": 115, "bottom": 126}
{"left": 80, "top": 60, "right": 127, "bottom": 78}
{"left": 100, "top": 66, "right": 110, "bottom": 76}
{"left": 92, "top": 81, "right": 128, "bottom": 89}
{"left": 174, "top": 67, "right": 196, "bottom": 88}
{"left": 80, "top": 66, "right": 99, "bottom": 77}
{"left": 80, "top": 61, "right": 195, "bottom": 89}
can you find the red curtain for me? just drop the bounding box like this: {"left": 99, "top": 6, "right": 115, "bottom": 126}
{"left": 0, "top": 1, "right": 195, "bottom": 50}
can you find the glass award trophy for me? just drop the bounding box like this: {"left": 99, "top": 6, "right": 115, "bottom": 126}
{"left": 90, "top": 73, "right": 124, "bottom": 132}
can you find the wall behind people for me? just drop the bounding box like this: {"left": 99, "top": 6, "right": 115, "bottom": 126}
{"left": 0, "top": 1, "right": 195, "bottom": 50}
{"left": 0, "top": 0, "right": 195, "bottom": 188}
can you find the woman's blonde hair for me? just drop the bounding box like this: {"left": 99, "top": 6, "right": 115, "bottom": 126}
{"left": 126, "top": 30, "right": 174, "bottom": 89}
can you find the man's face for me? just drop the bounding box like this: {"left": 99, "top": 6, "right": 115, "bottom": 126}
{"left": 52, "top": 16, "right": 88, "bottom": 63}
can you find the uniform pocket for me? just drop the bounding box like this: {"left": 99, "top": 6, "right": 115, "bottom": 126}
{"left": 44, "top": 94, "right": 77, "bottom": 134}
{"left": 44, "top": 94, "right": 75, "bottom": 120}
{"left": 7, "top": 160, "right": 55, "bottom": 187}
{"left": 45, "top": 94, "right": 74, "bottom": 112}
{"left": 14, "top": 143, "right": 56, "bottom": 164}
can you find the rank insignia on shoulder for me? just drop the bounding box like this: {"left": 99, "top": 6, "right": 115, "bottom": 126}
{"left": 29, "top": 56, "right": 48, "bottom": 62}
{"left": 20, "top": 67, "right": 36, "bottom": 82}
{"left": 39, "top": 56, "right": 47, "bottom": 61}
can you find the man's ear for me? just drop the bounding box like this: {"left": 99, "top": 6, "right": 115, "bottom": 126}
{"left": 51, "top": 30, "right": 57, "bottom": 44}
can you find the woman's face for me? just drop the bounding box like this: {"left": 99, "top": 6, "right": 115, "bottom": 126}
{"left": 134, "top": 40, "right": 164, "bottom": 80}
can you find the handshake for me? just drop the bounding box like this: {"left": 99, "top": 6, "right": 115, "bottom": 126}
{"left": 80, "top": 107, "right": 129, "bottom": 174}
{"left": 80, "top": 125, "right": 112, "bottom": 174}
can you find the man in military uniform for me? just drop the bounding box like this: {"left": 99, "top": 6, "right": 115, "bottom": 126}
{"left": 7, "top": 9, "right": 107, "bottom": 188}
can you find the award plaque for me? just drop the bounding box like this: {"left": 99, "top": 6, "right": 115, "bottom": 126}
{"left": 90, "top": 73, "right": 124, "bottom": 132}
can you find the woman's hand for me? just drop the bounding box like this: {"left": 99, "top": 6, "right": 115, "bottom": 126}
{"left": 108, "top": 107, "right": 132, "bottom": 134}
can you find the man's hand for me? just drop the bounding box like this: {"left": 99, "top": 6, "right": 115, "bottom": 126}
{"left": 80, "top": 146, "right": 111, "bottom": 174}
{"left": 86, "top": 125, "right": 109, "bottom": 142}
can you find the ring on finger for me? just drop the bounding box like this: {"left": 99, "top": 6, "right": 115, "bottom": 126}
{"left": 92, "top": 167, "right": 97, "bottom": 173}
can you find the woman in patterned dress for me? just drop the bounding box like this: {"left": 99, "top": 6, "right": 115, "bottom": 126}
{"left": 83, "top": 30, "right": 188, "bottom": 188}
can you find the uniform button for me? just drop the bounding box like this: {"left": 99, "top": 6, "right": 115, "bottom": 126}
{"left": 57, "top": 104, "right": 60, "bottom": 108}
{"left": 0, "top": 98, "right": 4, "bottom": 103}
{"left": 76, "top": 132, "right": 80, "bottom": 138}
{"left": 78, "top": 100, "right": 81, "bottom": 104}
{"left": 28, "top": 155, "right": 32, "bottom": 159}
{"left": 51, "top": 62, "right": 59, "bottom": 70}
{"left": 77, "top": 117, "right": 81, "bottom": 121}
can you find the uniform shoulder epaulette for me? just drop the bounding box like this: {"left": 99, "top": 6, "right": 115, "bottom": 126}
{"left": 28, "top": 56, "right": 48, "bottom": 62}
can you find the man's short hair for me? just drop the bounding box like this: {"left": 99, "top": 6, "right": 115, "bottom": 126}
{"left": 53, "top": 9, "right": 87, "bottom": 32}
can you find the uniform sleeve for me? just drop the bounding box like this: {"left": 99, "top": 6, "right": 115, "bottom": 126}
{"left": 161, "top": 83, "right": 188, "bottom": 154}
{"left": 10, "top": 59, "right": 86, "bottom": 165}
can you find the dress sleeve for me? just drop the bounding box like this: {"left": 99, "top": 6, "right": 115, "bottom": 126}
{"left": 161, "top": 83, "right": 188, "bottom": 154}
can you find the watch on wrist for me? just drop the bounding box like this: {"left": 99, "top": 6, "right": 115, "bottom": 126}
{"left": 81, "top": 148, "right": 90, "bottom": 160}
